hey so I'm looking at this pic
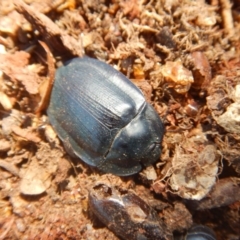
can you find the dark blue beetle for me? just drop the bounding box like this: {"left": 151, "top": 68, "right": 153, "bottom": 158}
{"left": 47, "top": 57, "right": 164, "bottom": 176}
{"left": 184, "top": 225, "right": 216, "bottom": 240}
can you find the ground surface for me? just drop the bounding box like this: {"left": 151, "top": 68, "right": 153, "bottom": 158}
{"left": 0, "top": 0, "right": 240, "bottom": 239}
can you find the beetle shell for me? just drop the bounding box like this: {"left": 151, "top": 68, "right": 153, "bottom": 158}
{"left": 185, "top": 225, "right": 216, "bottom": 240}
{"left": 47, "top": 57, "right": 164, "bottom": 176}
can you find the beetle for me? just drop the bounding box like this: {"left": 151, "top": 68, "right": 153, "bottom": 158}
{"left": 184, "top": 225, "right": 216, "bottom": 240}
{"left": 47, "top": 57, "right": 164, "bottom": 176}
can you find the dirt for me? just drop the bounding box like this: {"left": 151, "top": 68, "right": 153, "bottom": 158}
{"left": 0, "top": 0, "right": 239, "bottom": 239}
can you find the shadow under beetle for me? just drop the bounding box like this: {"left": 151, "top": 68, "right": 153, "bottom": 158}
{"left": 47, "top": 57, "right": 164, "bottom": 176}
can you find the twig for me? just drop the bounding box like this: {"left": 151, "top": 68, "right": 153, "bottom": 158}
{"left": 219, "top": 0, "right": 235, "bottom": 37}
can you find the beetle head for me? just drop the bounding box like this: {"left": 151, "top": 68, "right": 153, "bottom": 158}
{"left": 98, "top": 103, "right": 164, "bottom": 176}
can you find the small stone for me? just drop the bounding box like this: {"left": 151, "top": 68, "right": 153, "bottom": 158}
{"left": 217, "top": 102, "right": 240, "bottom": 134}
